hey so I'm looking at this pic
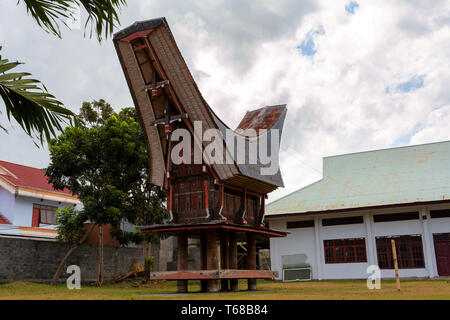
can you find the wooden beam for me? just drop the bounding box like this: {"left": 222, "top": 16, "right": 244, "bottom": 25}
{"left": 143, "top": 80, "right": 170, "bottom": 91}
{"left": 200, "top": 230, "right": 207, "bottom": 292}
{"left": 206, "top": 229, "right": 218, "bottom": 292}
{"left": 120, "top": 30, "right": 153, "bottom": 43}
{"left": 220, "top": 232, "right": 230, "bottom": 291}
{"left": 150, "top": 269, "right": 277, "bottom": 280}
{"left": 228, "top": 231, "right": 239, "bottom": 292}
{"left": 177, "top": 231, "right": 188, "bottom": 293}
{"left": 258, "top": 196, "right": 266, "bottom": 227}
{"left": 141, "top": 224, "right": 287, "bottom": 238}
{"left": 247, "top": 233, "right": 257, "bottom": 291}
{"left": 151, "top": 113, "right": 188, "bottom": 126}
{"left": 391, "top": 239, "right": 401, "bottom": 291}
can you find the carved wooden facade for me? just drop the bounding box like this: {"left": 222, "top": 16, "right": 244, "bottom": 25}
{"left": 114, "top": 17, "right": 287, "bottom": 293}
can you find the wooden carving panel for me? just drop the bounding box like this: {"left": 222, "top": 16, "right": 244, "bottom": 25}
{"left": 173, "top": 176, "right": 211, "bottom": 223}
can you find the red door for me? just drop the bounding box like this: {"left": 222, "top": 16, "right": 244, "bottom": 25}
{"left": 32, "top": 208, "right": 40, "bottom": 227}
{"left": 434, "top": 233, "right": 450, "bottom": 276}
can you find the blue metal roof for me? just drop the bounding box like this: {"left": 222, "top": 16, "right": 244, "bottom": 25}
{"left": 266, "top": 140, "right": 450, "bottom": 216}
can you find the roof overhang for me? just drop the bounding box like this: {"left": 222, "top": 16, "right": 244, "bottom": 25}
{"left": 0, "top": 226, "right": 58, "bottom": 240}
{"left": 0, "top": 176, "right": 81, "bottom": 205}
{"left": 140, "top": 220, "right": 287, "bottom": 239}
{"left": 265, "top": 199, "right": 450, "bottom": 219}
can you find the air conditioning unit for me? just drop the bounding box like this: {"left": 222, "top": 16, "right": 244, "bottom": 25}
{"left": 283, "top": 267, "right": 312, "bottom": 281}
{"left": 281, "top": 254, "right": 312, "bottom": 282}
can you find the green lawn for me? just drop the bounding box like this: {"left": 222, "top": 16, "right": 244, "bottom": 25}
{"left": 0, "top": 279, "right": 449, "bottom": 300}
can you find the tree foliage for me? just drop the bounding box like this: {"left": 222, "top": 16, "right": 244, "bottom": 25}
{"left": 47, "top": 102, "right": 166, "bottom": 246}
{"left": 55, "top": 206, "right": 85, "bottom": 245}
{"left": 78, "top": 99, "right": 115, "bottom": 128}
{"left": 0, "top": 1, "right": 127, "bottom": 144}
{"left": 21, "top": 0, "right": 126, "bottom": 41}
{"left": 0, "top": 47, "right": 74, "bottom": 142}
{"left": 47, "top": 115, "right": 144, "bottom": 227}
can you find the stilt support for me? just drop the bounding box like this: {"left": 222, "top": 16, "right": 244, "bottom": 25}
{"left": 206, "top": 229, "right": 218, "bottom": 292}
{"left": 177, "top": 231, "right": 188, "bottom": 293}
{"left": 220, "top": 232, "right": 230, "bottom": 291}
{"left": 247, "top": 233, "right": 257, "bottom": 291}
{"left": 229, "top": 231, "right": 239, "bottom": 292}
{"left": 200, "top": 230, "right": 208, "bottom": 292}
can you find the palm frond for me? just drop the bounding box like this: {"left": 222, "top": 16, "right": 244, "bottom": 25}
{"left": 21, "top": 0, "right": 74, "bottom": 38}
{"left": 0, "top": 47, "right": 74, "bottom": 144}
{"left": 79, "top": 0, "right": 127, "bottom": 41}
{"left": 19, "top": 0, "right": 127, "bottom": 41}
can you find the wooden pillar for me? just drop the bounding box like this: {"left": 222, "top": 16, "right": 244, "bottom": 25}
{"left": 206, "top": 229, "right": 218, "bottom": 292}
{"left": 177, "top": 231, "right": 188, "bottom": 293}
{"left": 220, "top": 232, "right": 230, "bottom": 291}
{"left": 200, "top": 230, "right": 208, "bottom": 292}
{"left": 228, "top": 230, "right": 239, "bottom": 292}
{"left": 391, "top": 239, "right": 401, "bottom": 291}
{"left": 247, "top": 232, "right": 257, "bottom": 291}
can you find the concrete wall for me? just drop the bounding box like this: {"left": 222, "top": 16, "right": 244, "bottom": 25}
{"left": 0, "top": 236, "right": 144, "bottom": 283}
{"left": 269, "top": 203, "right": 450, "bottom": 280}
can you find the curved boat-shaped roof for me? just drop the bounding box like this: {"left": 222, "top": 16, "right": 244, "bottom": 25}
{"left": 114, "top": 17, "right": 286, "bottom": 193}
{"left": 210, "top": 104, "right": 286, "bottom": 188}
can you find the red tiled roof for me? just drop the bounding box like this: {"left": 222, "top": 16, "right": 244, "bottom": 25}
{"left": 0, "top": 212, "right": 11, "bottom": 225}
{"left": 0, "top": 160, "right": 72, "bottom": 195}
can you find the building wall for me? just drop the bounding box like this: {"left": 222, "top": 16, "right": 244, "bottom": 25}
{"left": 269, "top": 204, "right": 450, "bottom": 280}
{"left": 83, "top": 224, "right": 120, "bottom": 247}
{"left": 12, "top": 195, "right": 74, "bottom": 228}
{"left": 320, "top": 217, "right": 368, "bottom": 279}
{"left": 0, "top": 187, "right": 15, "bottom": 223}
{"left": 269, "top": 219, "right": 318, "bottom": 278}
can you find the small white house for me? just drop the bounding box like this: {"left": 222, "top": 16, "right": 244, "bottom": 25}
{"left": 0, "top": 160, "right": 81, "bottom": 239}
{"left": 267, "top": 141, "right": 450, "bottom": 280}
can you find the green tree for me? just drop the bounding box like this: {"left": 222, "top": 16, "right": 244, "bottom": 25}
{"left": 51, "top": 206, "right": 96, "bottom": 284}
{"left": 0, "top": 1, "right": 126, "bottom": 143}
{"left": 115, "top": 107, "right": 167, "bottom": 280}
{"left": 78, "top": 99, "right": 115, "bottom": 128}
{"left": 55, "top": 206, "right": 85, "bottom": 244}
{"left": 47, "top": 103, "right": 166, "bottom": 285}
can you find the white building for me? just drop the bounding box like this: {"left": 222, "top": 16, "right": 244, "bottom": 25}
{"left": 0, "top": 160, "right": 81, "bottom": 239}
{"left": 267, "top": 141, "right": 450, "bottom": 280}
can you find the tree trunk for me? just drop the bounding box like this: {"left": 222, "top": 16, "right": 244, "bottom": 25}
{"left": 51, "top": 224, "right": 95, "bottom": 285}
{"left": 143, "top": 239, "right": 150, "bottom": 282}
{"left": 96, "top": 224, "right": 104, "bottom": 286}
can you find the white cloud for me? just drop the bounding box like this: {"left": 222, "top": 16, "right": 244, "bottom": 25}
{"left": 410, "top": 105, "right": 450, "bottom": 144}
{"left": 1, "top": 0, "right": 450, "bottom": 202}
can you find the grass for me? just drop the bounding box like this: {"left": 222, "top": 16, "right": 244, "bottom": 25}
{"left": 0, "top": 279, "right": 449, "bottom": 300}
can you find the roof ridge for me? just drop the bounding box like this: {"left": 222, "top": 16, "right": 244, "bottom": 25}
{"left": 0, "top": 160, "right": 44, "bottom": 171}
{"left": 324, "top": 139, "right": 450, "bottom": 159}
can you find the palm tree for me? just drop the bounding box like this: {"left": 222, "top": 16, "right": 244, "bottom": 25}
{"left": 0, "top": 0, "right": 126, "bottom": 143}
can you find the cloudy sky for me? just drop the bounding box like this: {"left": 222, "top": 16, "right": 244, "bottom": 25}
{"left": 1, "top": 0, "right": 450, "bottom": 202}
